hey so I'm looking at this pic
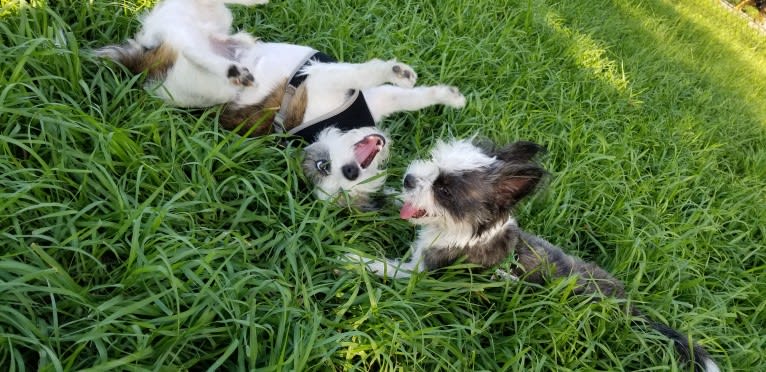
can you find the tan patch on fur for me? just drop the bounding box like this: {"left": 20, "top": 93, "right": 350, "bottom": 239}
{"left": 219, "top": 79, "right": 308, "bottom": 137}
{"left": 111, "top": 42, "right": 178, "bottom": 81}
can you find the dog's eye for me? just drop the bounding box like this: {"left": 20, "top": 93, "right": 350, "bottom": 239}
{"left": 315, "top": 160, "right": 331, "bottom": 176}
{"left": 436, "top": 185, "right": 451, "bottom": 197}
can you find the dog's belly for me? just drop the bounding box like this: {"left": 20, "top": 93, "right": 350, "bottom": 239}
{"left": 234, "top": 42, "right": 315, "bottom": 105}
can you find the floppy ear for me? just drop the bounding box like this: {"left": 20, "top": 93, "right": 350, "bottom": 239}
{"left": 495, "top": 141, "right": 546, "bottom": 163}
{"left": 493, "top": 163, "right": 546, "bottom": 209}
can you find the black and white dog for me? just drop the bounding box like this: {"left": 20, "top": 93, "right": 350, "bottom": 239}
{"left": 346, "top": 139, "right": 720, "bottom": 372}
{"left": 95, "top": 0, "right": 465, "bottom": 209}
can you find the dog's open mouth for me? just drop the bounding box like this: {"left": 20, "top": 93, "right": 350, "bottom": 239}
{"left": 354, "top": 134, "right": 386, "bottom": 169}
{"left": 400, "top": 201, "right": 427, "bottom": 219}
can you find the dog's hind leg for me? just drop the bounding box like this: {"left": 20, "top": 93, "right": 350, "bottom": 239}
{"left": 137, "top": 0, "right": 258, "bottom": 87}
{"left": 148, "top": 30, "right": 255, "bottom": 88}
{"left": 175, "top": 36, "right": 256, "bottom": 87}
{"left": 363, "top": 85, "right": 466, "bottom": 122}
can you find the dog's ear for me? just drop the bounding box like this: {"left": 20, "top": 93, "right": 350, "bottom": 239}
{"left": 495, "top": 141, "right": 546, "bottom": 163}
{"left": 493, "top": 164, "right": 546, "bottom": 209}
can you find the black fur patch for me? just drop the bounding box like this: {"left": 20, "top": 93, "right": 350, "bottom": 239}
{"left": 432, "top": 171, "right": 493, "bottom": 222}
{"left": 493, "top": 141, "right": 546, "bottom": 162}
{"left": 227, "top": 65, "right": 239, "bottom": 78}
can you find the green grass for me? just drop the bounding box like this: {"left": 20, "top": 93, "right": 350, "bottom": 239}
{"left": 1, "top": 0, "right": 765, "bottom": 370}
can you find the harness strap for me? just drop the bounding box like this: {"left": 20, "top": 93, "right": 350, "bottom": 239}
{"left": 272, "top": 51, "right": 335, "bottom": 134}
{"left": 271, "top": 51, "right": 377, "bottom": 143}
{"left": 288, "top": 89, "right": 374, "bottom": 141}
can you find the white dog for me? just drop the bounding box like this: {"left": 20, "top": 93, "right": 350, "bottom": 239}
{"left": 96, "top": 0, "right": 466, "bottom": 208}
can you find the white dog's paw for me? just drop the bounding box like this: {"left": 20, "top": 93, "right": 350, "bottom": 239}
{"left": 433, "top": 85, "right": 466, "bottom": 108}
{"left": 343, "top": 253, "right": 370, "bottom": 265}
{"left": 343, "top": 253, "right": 389, "bottom": 275}
{"left": 492, "top": 268, "right": 519, "bottom": 281}
{"left": 227, "top": 64, "right": 255, "bottom": 87}
{"left": 389, "top": 62, "right": 417, "bottom": 88}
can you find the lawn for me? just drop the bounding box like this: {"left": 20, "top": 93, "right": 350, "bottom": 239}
{"left": 1, "top": 0, "right": 764, "bottom": 370}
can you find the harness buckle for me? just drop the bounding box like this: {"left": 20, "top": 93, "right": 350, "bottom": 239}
{"left": 272, "top": 85, "right": 297, "bottom": 134}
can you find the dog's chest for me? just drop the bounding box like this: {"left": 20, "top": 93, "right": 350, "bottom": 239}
{"left": 417, "top": 219, "right": 520, "bottom": 269}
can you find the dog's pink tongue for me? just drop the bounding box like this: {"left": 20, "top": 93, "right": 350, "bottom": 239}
{"left": 400, "top": 201, "right": 418, "bottom": 219}
{"left": 354, "top": 136, "right": 381, "bottom": 168}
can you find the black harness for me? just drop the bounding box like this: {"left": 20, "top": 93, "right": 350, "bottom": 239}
{"left": 272, "top": 51, "right": 376, "bottom": 142}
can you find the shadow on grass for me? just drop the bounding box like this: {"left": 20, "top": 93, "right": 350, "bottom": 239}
{"left": 534, "top": 0, "right": 765, "bottom": 369}
{"left": 548, "top": 0, "right": 766, "bottom": 131}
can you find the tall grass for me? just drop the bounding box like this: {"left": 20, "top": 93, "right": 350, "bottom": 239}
{"left": 1, "top": 0, "right": 764, "bottom": 370}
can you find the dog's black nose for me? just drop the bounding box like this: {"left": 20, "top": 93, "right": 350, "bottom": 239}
{"left": 403, "top": 174, "right": 416, "bottom": 190}
{"left": 342, "top": 164, "right": 359, "bottom": 180}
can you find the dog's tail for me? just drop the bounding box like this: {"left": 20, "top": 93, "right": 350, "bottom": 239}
{"left": 512, "top": 236, "right": 720, "bottom": 371}
{"left": 93, "top": 40, "right": 177, "bottom": 79}
{"left": 631, "top": 309, "right": 719, "bottom": 372}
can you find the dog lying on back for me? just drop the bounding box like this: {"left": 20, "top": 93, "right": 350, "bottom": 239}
{"left": 346, "top": 139, "right": 720, "bottom": 372}
{"left": 95, "top": 0, "right": 465, "bottom": 209}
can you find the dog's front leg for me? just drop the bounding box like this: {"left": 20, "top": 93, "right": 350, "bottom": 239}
{"left": 302, "top": 60, "right": 419, "bottom": 120}
{"left": 304, "top": 59, "right": 417, "bottom": 94}
{"left": 343, "top": 253, "right": 424, "bottom": 279}
{"left": 492, "top": 268, "right": 520, "bottom": 281}
{"left": 363, "top": 85, "right": 466, "bottom": 122}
